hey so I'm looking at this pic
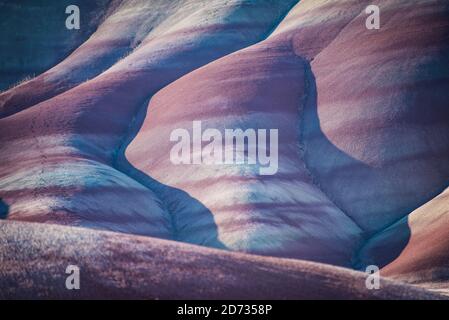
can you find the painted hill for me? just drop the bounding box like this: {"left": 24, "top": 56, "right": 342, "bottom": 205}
{"left": 0, "top": 220, "right": 443, "bottom": 299}
{"left": 0, "top": 0, "right": 448, "bottom": 298}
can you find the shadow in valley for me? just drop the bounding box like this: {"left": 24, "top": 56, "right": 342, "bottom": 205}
{"left": 0, "top": 198, "right": 9, "bottom": 219}
{"left": 114, "top": 99, "right": 226, "bottom": 249}
{"left": 300, "top": 61, "right": 411, "bottom": 269}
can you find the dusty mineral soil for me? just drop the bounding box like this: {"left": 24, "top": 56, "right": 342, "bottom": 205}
{"left": 0, "top": 0, "right": 448, "bottom": 299}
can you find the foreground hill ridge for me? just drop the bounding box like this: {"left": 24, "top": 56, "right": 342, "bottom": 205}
{"left": 0, "top": 220, "right": 445, "bottom": 299}
{"left": 0, "top": 0, "right": 448, "bottom": 298}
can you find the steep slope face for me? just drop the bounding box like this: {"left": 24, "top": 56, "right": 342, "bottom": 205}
{"left": 356, "top": 187, "right": 449, "bottom": 295}
{"left": 302, "top": 0, "right": 449, "bottom": 234}
{"left": 0, "top": 220, "right": 443, "bottom": 299}
{"left": 0, "top": 0, "right": 298, "bottom": 237}
{"left": 0, "top": 0, "right": 112, "bottom": 93}
{"left": 122, "top": 0, "right": 370, "bottom": 265}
